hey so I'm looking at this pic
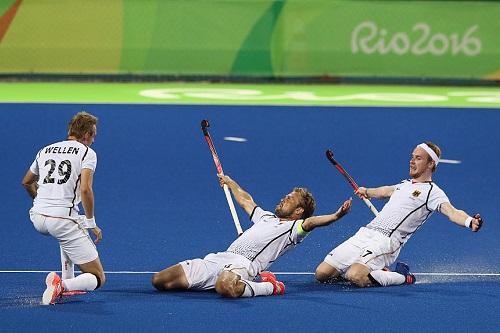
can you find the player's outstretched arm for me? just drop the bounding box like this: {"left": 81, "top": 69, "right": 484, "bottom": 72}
{"left": 301, "top": 198, "right": 352, "bottom": 232}
{"left": 356, "top": 186, "right": 394, "bottom": 199}
{"left": 218, "top": 174, "right": 257, "bottom": 215}
{"left": 439, "top": 202, "right": 483, "bottom": 232}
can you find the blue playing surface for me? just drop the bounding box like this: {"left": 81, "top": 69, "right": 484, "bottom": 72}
{"left": 0, "top": 103, "right": 499, "bottom": 332}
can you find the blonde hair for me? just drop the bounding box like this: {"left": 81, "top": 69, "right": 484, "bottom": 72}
{"left": 68, "top": 112, "right": 98, "bottom": 139}
{"left": 293, "top": 187, "right": 316, "bottom": 219}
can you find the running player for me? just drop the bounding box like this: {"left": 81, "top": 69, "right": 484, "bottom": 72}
{"left": 152, "top": 174, "right": 352, "bottom": 298}
{"left": 22, "top": 111, "right": 105, "bottom": 305}
{"left": 315, "top": 142, "right": 483, "bottom": 287}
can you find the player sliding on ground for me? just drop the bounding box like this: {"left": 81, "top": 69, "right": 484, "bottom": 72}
{"left": 152, "top": 174, "right": 352, "bottom": 298}
{"left": 315, "top": 141, "right": 483, "bottom": 287}
{"left": 22, "top": 112, "right": 105, "bottom": 305}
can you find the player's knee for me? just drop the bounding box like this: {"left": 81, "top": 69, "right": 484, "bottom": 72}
{"left": 315, "top": 262, "right": 337, "bottom": 283}
{"left": 152, "top": 272, "right": 167, "bottom": 291}
{"left": 93, "top": 271, "right": 106, "bottom": 289}
{"left": 345, "top": 268, "right": 369, "bottom": 288}
{"left": 315, "top": 266, "right": 331, "bottom": 282}
{"left": 98, "top": 272, "right": 106, "bottom": 288}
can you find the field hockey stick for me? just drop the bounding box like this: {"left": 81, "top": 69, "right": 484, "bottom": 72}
{"left": 201, "top": 119, "right": 243, "bottom": 236}
{"left": 326, "top": 149, "right": 379, "bottom": 216}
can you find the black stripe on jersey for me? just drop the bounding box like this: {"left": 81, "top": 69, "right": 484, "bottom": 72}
{"left": 400, "top": 183, "right": 435, "bottom": 239}
{"left": 241, "top": 280, "right": 255, "bottom": 297}
{"left": 424, "top": 182, "right": 434, "bottom": 212}
{"left": 279, "top": 220, "right": 300, "bottom": 256}
{"left": 251, "top": 224, "right": 295, "bottom": 262}
{"left": 70, "top": 146, "right": 89, "bottom": 215}
{"left": 81, "top": 146, "right": 89, "bottom": 161}
{"left": 34, "top": 148, "right": 43, "bottom": 171}
{"left": 389, "top": 182, "right": 433, "bottom": 237}
{"left": 249, "top": 206, "right": 258, "bottom": 220}
{"left": 69, "top": 175, "right": 81, "bottom": 216}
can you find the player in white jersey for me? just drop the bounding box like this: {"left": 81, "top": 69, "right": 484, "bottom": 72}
{"left": 22, "top": 112, "right": 105, "bottom": 305}
{"left": 315, "top": 142, "right": 484, "bottom": 287}
{"left": 152, "top": 174, "right": 352, "bottom": 298}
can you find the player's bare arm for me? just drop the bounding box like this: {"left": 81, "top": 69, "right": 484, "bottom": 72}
{"left": 356, "top": 185, "right": 395, "bottom": 199}
{"left": 302, "top": 198, "right": 352, "bottom": 232}
{"left": 218, "top": 174, "right": 257, "bottom": 215}
{"left": 81, "top": 168, "right": 102, "bottom": 243}
{"left": 439, "top": 202, "right": 483, "bottom": 232}
{"left": 22, "top": 170, "right": 39, "bottom": 199}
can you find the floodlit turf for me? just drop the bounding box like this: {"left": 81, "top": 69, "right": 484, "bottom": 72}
{"left": 1, "top": 101, "right": 498, "bottom": 332}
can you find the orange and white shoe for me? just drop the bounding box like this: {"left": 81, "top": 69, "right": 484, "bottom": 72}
{"left": 260, "top": 271, "right": 285, "bottom": 295}
{"left": 42, "top": 272, "right": 63, "bottom": 305}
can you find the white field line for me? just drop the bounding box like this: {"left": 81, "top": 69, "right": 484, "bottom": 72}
{"left": 439, "top": 159, "right": 461, "bottom": 164}
{"left": 0, "top": 270, "right": 498, "bottom": 276}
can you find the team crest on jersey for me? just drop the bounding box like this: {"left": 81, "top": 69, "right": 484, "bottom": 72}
{"left": 412, "top": 190, "right": 421, "bottom": 197}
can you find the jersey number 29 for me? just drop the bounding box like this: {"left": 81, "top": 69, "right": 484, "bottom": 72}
{"left": 43, "top": 159, "right": 72, "bottom": 184}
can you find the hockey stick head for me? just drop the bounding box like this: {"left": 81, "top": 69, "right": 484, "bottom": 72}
{"left": 201, "top": 119, "right": 210, "bottom": 135}
{"left": 326, "top": 149, "right": 338, "bottom": 165}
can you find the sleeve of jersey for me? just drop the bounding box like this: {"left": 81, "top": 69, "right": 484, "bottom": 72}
{"left": 82, "top": 149, "right": 97, "bottom": 171}
{"left": 29, "top": 158, "right": 39, "bottom": 175}
{"left": 250, "top": 206, "right": 271, "bottom": 224}
{"left": 290, "top": 220, "right": 310, "bottom": 243}
{"left": 427, "top": 187, "right": 450, "bottom": 211}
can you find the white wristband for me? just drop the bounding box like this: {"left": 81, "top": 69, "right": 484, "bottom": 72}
{"left": 82, "top": 216, "right": 97, "bottom": 229}
{"left": 464, "top": 216, "right": 473, "bottom": 228}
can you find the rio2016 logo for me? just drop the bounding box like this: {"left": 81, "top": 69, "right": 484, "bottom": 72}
{"left": 351, "top": 21, "right": 481, "bottom": 56}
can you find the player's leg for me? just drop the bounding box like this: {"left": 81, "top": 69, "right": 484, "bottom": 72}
{"left": 152, "top": 264, "right": 189, "bottom": 291}
{"left": 57, "top": 221, "right": 105, "bottom": 292}
{"left": 60, "top": 246, "right": 74, "bottom": 280}
{"left": 344, "top": 229, "right": 412, "bottom": 287}
{"left": 315, "top": 233, "right": 362, "bottom": 283}
{"left": 368, "top": 262, "right": 415, "bottom": 286}
{"left": 344, "top": 263, "right": 374, "bottom": 287}
{"left": 315, "top": 261, "right": 342, "bottom": 282}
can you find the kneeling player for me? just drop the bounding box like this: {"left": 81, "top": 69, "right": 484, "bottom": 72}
{"left": 152, "top": 174, "right": 351, "bottom": 298}
{"left": 22, "top": 112, "right": 105, "bottom": 305}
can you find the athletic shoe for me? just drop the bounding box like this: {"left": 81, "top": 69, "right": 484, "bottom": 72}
{"left": 260, "top": 271, "right": 285, "bottom": 295}
{"left": 395, "top": 262, "right": 416, "bottom": 285}
{"left": 42, "top": 272, "right": 63, "bottom": 305}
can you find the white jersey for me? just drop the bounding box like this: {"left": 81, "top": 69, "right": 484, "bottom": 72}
{"left": 29, "top": 140, "right": 97, "bottom": 217}
{"left": 366, "top": 179, "right": 449, "bottom": 245}
{"left": 226, "top": 206, "right": 308, "bottom": 274}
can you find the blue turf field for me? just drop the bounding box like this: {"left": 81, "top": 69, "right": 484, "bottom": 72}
{"left": 0, "top": 103, "right": 499, "bottom": 332}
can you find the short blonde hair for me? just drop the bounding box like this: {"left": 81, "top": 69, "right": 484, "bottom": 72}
{"left": 293, "top": 187, "right": 316, "bottom": 219}
{"left": 68, "top": 112, "right": 97, "bottom": 139}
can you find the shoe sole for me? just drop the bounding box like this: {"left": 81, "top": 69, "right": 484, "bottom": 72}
{"left": 42, "top": 272, "right": 60, "bottom": 305}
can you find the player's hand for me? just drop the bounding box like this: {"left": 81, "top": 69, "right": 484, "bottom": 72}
{"left": 218, "top": 174, "right": 233, "bottom": 187}
{"left": 471, "top": 213, "right": 483, "bottom": 232}
{"left": 336, "top": 198, "right": 352, "bottom": 218}
{"left": 355, "top": 187, "right": 369, "bottom": 199}
{"left": 91, "top": 226, "right": 103, "bottom": 244}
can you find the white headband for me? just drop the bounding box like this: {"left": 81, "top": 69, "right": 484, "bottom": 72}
{"left": 417, "top": 143, "right": 439, "bottom": 165}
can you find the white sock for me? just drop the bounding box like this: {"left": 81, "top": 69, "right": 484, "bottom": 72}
{"left": 60, "top": 248, "right": 74, "bottom": 280}
{"left": 62, "top": 273, "right": 98, "bottom": 291}
{"left": 370, "top": 270, "right": 405, "bottom": 286}
{"left": 240, "top": 279, "right": 273, "bottom": 297}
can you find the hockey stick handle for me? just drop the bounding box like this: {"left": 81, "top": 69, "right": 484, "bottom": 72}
{"left": 326, "top": 150, "right": 379, "bottom": 216}
{"left": 201, "top": 120, "right": 243, "bottom": 235}
{"left": 223, "top": 184, "right": 243, "bottom": 235}
{"left": 361, "top": 197, "right": 379, "bottom": 217}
